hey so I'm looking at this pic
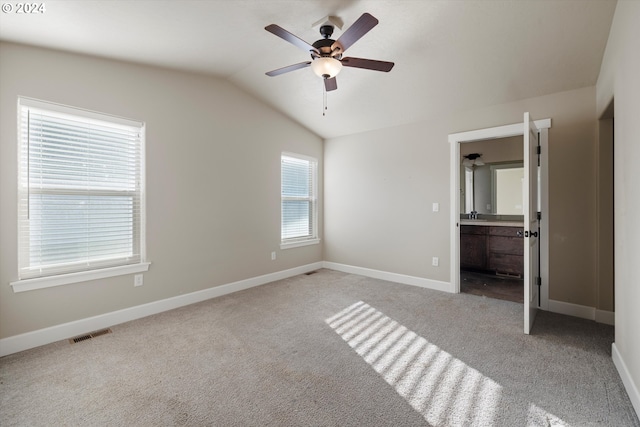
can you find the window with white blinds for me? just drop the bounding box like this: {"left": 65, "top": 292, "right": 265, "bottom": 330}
{"left": 17, "top": 98, "right": 146, "bottom": 280}
{"left": 281, "top": 153, "right": 319, "bottom": 247}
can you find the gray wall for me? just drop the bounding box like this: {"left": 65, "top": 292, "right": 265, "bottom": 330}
{"left": 0, "top": 42, "right": 323, "bottom": 339}
{"left": 596, "top": 0, "right": 640, "bottom": 412}
{"left": 325, "top": 86, "right": 599, "bottom": 306}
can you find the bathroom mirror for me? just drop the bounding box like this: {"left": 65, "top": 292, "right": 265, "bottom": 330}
{"left": 461, "top": 161, "right": 524, "bottom": 215}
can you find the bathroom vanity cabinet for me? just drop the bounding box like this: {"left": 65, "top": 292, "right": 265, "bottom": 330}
{"left": 460, "top": 224, "right": 524, "bottom": 277}
{"left": 459, "top": 225, "right": 488, "bottom": 270}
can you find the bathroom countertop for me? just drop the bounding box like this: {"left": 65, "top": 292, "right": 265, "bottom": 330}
{"left": 459, "top": 220, "right": 524, "bottom": 227}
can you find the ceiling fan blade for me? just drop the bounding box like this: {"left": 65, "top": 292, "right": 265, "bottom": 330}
{"left": 265, "top": 24, "right": 319, "bottom": 55}
{"left": 341, "top": 57, "right": 394, "bottom": 72}
{"left": 331, "top": 13, "right": 378, "bottom": 53}
{"left": 265, "top": 61, "right": 312, "bottom": 77}
{"left": 324, "top": 77, "right": 338, "bottom": 92}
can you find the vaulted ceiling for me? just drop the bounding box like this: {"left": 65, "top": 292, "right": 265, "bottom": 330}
{"left": 0, "top": 0, "right": 617, "bottom": 138}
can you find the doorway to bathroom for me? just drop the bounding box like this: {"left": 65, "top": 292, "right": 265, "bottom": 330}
{"left": 458, "top": 135, "right": 526, "bottom": 304}
{"left": 449, "top": 115, "right": 551, "bottom": 334}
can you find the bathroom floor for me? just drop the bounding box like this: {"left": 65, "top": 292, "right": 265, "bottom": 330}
{"left": 460, "top": 270, "right": 524, "bottom": 303}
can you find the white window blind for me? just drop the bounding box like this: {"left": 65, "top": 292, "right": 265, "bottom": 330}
{"left": 281, "top": 153, "right": 318, "bottom": 244}
{"left": 17, "top": 98, "right": 146, "bottom": 280}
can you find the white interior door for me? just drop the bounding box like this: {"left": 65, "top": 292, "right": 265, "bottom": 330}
{"left": 523, "top": 112, "right": 540, "bottom": 334}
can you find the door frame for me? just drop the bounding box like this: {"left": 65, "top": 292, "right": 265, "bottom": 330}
{"left": 448, "top": 119, "right": 551, "bottom": 310}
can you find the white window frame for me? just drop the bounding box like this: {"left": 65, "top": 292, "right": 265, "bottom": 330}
{"left": 10, "top": 98, "right": 149, "bottom": 293}
{"left": 280, "top": 152, "right": 320, "bottom": 249}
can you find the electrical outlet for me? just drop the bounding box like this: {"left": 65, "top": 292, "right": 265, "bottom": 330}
{"left": 271, "top": 251, "right": 276, "bottom": 261}
{"left": 432, "top": 257, "right": 439, "bottom": 267}
{"left": 134, "top": 274, "right": 143, "bottom": 287}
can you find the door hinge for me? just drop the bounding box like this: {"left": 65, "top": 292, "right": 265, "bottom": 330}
{"left": 537, "top": 211, "right": 541, "bottom": 220}
{"left": 537, "top": 276, "right": 542, "bottom": 306}
{"left": 536, "top": 146, "right": 541, "bottom": 155}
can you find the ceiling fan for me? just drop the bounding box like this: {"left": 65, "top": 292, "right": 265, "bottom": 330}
{"left": 265, "top": 13, "right": 394, "bottom": 92}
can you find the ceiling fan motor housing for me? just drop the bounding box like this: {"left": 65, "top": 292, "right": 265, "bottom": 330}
{"left": 312, "top": 37, "right": 342, "bottom": 60}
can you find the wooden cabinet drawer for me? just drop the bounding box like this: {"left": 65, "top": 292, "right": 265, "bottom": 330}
{"left": 488, "top": 226, "right": 522, "bottom": 237}
{"left": 488, "top": 235, "right": 524, "bottom": 255}
{"left": 461, "top": 225, "right": 488, "bottom": 235}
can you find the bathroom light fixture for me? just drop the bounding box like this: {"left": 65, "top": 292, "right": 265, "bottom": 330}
{"left": 462, "top": 153, "right": 485, "bottom": 167}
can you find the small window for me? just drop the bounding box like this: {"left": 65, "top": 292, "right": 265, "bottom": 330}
{"left": 281, "top": 153, "right": 319, "bottom": 248}
{"left": 15, "top": 98, "right": 147, "bottom": 283}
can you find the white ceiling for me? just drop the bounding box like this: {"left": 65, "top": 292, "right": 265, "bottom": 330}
{"left": 0, "top": 0, "right": 616, "bottom": 139}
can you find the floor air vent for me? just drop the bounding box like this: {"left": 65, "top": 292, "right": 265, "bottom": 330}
{"left": 69, "top": 328, "right": 112, "bottom": 344}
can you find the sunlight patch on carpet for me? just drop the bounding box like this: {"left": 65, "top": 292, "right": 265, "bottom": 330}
{"left": 527, "top": 403, "right": 570, "bottom": 426}
{"left": 326, "top": 301, "right": 570, "bottom": 426}
{"left": 326, "top": 301, "right": 502, "bottom": 426}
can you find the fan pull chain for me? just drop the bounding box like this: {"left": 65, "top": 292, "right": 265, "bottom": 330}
{"left": 323, "top": 81, "right": 327, "bottom": 116}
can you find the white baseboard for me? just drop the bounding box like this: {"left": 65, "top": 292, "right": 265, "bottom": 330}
{"left": 547, "top": 299, "right": 614, "bottom": 325}
{"left": 0, "top": 263, "right": 617, "bottom": 357}
{"left": 612, "top": 343, "right": 640, "bottom": 419}
{"left": 548, "top": 299, "right": 595, "bottom": 320}
{"left": 0, "top": 262, "right": 323, "bottom": 357}
{"left": 323, "top": 261, "right": 453, "bottom": 293}
{"left": 320, "top": 265, "right": 616, "bottom": 326}
{"left": 595, "top": 309, "right": 615, "bottom": 325}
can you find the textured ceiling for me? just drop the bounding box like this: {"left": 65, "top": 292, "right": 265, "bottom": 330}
{"left": 0, "top": 0, "right": 617, "bottom": 138}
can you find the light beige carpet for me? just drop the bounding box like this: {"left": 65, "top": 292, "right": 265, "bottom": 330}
{"left": 1, "top": 269, "right": 638, "bottom": 426}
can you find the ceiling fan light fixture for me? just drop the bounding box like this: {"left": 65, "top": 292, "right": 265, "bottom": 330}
{"left": 311, "top": 57, "right": 342, "bottom": 79}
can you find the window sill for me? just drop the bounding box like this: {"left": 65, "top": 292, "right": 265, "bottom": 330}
{"left": 10, "top": 262, "right": 151, "bottom": 293}
{"left": 280, "top": 238, "right": 321, "bottom": 250}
